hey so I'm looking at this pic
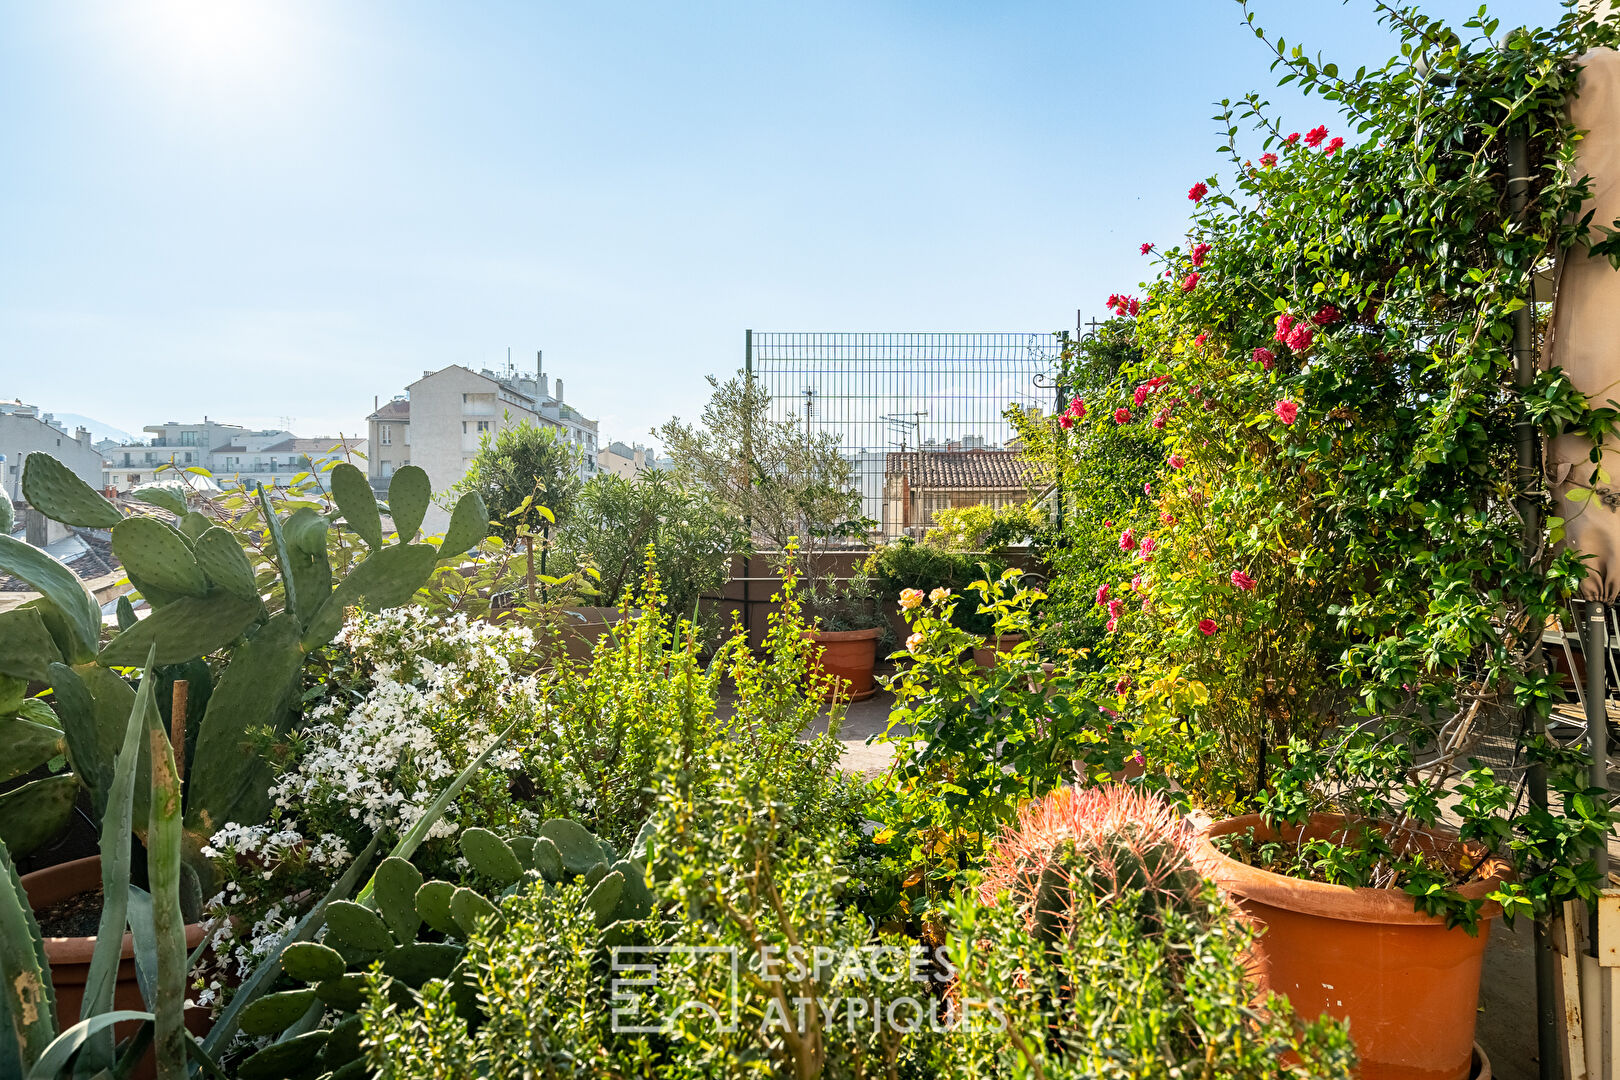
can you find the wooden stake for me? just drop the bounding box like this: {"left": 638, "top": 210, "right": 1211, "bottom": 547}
{"left": 170, "top": 679, "right": 188, "bottom": 783}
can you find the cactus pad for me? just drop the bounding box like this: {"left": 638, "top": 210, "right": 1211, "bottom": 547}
{"left": 460, "top": 827, "right": 523, "bottom": 886}
{"left": 314, "top": 974, "right": 367, "bottom": 1013}
{"left": 414, "top": 880, "right": 458, "bottom": 935}
{"left": 178, "top": 511, "right": 213, "bottom": 544}
{"left": 299, "top": 542, "right": 439, "bottom": 649}
{"left": 373, "top": 857, "right": 424, "bottom": 941}
{"left": 236, "top": 1030, "right": 330, "bottom": 1080}
{"left": 329, "top": 463, "right": 383, "bottom": 550}
{"left": 0, "top": 717, "right": 65, "bottom": 786}
{"left": 97, "top": 593, "right": 263, "bottom": 667}
{"left": 438, "top": 491, "right": 489, "bottom": 558}
{"left": 130, "top": 485, "right": 188, "bottom": 518}
{"left": 21, "top": 453, "right": 122, "bottom": 528}
{"left": 321, "top": 1015, "right": 365, "bottom": 1071}
{"left": 238, "top": 987, "right": 318, "bottom": 1036}
{"left": 539, "top": 818, "right": 608, "bottom": 881}
{"left": 0, "top": 774, "right": 78, "bottom": 856}
{"left": 0, "top": 607, "right": 62, "bottom": 682}
{"left": 387, "top": 466, "right": 432, "bottom": 543}
{"left": 584, "top": 870, "right": 625, "bottom": 928}
{"left": 0, "top": 536, "right": 101, "bottom": 662}
{"left": 281, "top": 941, "right": 345, "bottom": 983}
{"left": 529, "top": 836, "right": 564, "bottom": 882}
{"left": 382, "top": 942, "right": 463, "bottom": 987}
{"left": 449, "top": 886, "right": 504, "bottom": 935}
{"left": 610, "top": 859, "right": 654, "bottom": 921}
{"left": 0, "top": 494, "right": 11, "bottom": 534}
{"left": 324, "top": 899, "right": 394, "bottom": 952}
{"left": 193, "top": 528, "right": 260, "bottom": 601}
{"left": 112, "top": 517, "right": 208, "bottom": 603}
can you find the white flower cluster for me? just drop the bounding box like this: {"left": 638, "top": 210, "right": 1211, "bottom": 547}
{"left": 199, "top": 606, "right": 541, "bottom": 985}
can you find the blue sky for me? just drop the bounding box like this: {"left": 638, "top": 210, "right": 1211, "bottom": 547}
{"left": 0, "top": 0, "right": 1565, "bottom": 448}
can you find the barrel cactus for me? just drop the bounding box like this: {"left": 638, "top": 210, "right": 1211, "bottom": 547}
{"left": 0, "top": 452, "right": 489, "bottom": 877}
{"left": 979, "top": 784, "right": 1207, "bottom": 946}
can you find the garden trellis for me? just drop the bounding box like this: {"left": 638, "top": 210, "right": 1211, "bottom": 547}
{"left": 746, "top": 330, "right": 1063, "bottom": 538}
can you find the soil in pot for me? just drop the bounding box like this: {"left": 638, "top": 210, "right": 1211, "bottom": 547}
{"left": 1197, "top": 814, "right": 1505, "bottom": 1080}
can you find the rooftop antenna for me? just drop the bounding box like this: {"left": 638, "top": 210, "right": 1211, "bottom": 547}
{"left": 881, "top": 410, "right": 928, "bottom": 451}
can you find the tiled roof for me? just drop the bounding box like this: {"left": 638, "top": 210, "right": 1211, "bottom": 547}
{"left": 884, "top": 450, "right": 1037, "bottom": 491}
{"left": 369, "top": 399, "right": 410, "bottom": 420}
{"left": 259, "top": 438, "right": 364, "bottom": 454}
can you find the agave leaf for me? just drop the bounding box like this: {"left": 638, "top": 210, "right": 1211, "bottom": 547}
{"left": 0, "top": 835, "right": 56, "bottom": 1071}
{"left": 144, "top": 694, "right": 187, "bottom": 1078}
{"left": 25, "top": 1011, "right": 155, "bottom": 1080}
{"left": 76, "top": 646, "right": 158, "bottom": 1076}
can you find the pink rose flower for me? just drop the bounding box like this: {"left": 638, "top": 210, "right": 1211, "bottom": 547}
{"left": 1181, "top": 272, "right": 1200, "bottom": 293}
{"left": 1230, "top": 570, "right": 1256, "bottom": 590}
{"left": 1118, "top": 527, "right": 1137, "bottom": 552}
{"left": 1114, "top": 407, "right": 1132, "bottom": 424}
{"left": 1252, "top": 347, "right": 1274, "bottom": 371}
{"left": 1168, "top": 454, "right": 1186, "bottom": 469}
{"left": 1096, "top": 584, "right": 1110, "bottom": 605}
{"left": 1273, "top": 399, "right": 1299, "bottom": 425}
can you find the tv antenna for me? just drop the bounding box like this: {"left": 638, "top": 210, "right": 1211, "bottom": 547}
{"left": 881, "top": 410, "right": 928, "bottom": 451}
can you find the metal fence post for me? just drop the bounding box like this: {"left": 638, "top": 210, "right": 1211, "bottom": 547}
{"left": 743, "top": 328, "right": 754, "bottom": 643}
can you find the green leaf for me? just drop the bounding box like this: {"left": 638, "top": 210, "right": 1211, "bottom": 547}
{"left": 387, "top": 466, "right": 432, "bottom": 543}
{"left": 0, "top": 775, "right": 78, "bottom": 858}
{"left": 329, "top": 464, "right": 383, "bottom": 551}
{"left": 0, "top": 536, "right": 100, "bottom": 663}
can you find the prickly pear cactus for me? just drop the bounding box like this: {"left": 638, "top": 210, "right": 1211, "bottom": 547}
{"left": 236, "top": 820, "right": 656, "bottom": 1077}
{"left": 21, "top": 452, "right": 121, "bottom": 528}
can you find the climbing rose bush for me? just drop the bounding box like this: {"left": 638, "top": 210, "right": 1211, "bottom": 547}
{"left": 1053, "top": 7, "right": 1614, "bottom": 920}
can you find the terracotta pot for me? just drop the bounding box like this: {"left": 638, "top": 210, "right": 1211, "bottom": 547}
{"left": 803, "top": 627, "right": 883, "bottom": 702}
{"left": 972, "top": 633, "right": 1026, "bottom": 668}
{"left": 20, "top": 855, "right": 210, "bottom": 1080}
{"left": 1196, "top": 814, "right": 1506, "bottom": 1080}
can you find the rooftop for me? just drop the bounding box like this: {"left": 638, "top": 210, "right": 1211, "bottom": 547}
{"left": 884, "top": 449, "right": 1037, "bottom": 491}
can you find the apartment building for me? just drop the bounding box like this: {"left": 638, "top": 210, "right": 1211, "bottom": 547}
{"left": 598, "top": 440, "right": 655, "bottom": 478}
{"left": 0, "top": 401, "right": 103, "bottom": 507}
{"left": 369, "top": 356, "right": 599, "bottom": 533}
{"left": 103, "top": 419, "right": 363, "bottom": 492}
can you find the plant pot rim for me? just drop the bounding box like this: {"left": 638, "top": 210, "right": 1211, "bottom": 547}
{"left": 20, "top": 854, "right": 207, "bottom": 964}
{"left": 1196, "top": 812, "right": 1509, "bottom": 926}
{"left": 802, "top": 627, "right": 884, "bottom": 642}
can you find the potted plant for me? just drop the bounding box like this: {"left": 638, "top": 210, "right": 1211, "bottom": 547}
{"left": 798, "top": 571, "right": 891, "bottom": 701}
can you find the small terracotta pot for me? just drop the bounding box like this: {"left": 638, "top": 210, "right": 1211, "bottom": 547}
{"left": 20, "top": 855, "right": 210, "bottom": 1080}
{"left": 803, "top": 627, "right": 883, "bottom": 701}
{"left": 972, "top": 633, "right": 1025, "bottom": 668}
{"left": 1196, "top": 814, "right": 1506, "bottom": 1080}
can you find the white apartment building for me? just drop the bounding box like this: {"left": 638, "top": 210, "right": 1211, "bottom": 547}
{"left": 369, "top": 356, "right": 599, "bottom": 533}
{"left": 103, "top": 419, "right": 363, "bottom": 493}
{"left": 0, "top": 401, "right": 103, "bottom": 508}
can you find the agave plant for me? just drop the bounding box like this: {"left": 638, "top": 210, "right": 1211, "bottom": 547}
{"left": 0, "top": 453, "right": 489, "bottom": 888}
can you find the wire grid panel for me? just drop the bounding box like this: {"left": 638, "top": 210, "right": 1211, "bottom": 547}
{"left": 749, "top": 332, "right": 1062, "bottom": 538}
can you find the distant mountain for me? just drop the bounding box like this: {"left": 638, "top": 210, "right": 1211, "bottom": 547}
{"left": 49, "top": 413, "right": 138, "bottom": 444}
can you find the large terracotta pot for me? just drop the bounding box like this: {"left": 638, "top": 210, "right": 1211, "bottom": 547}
{"left": 803, "top": 627, "right": 882, "bottom": 702}
{"left": 20, "top": 855, "right": 209, "bottom": 1080}
{"left": 1196, "top": 814, "right": 1506, "bottom": 1080}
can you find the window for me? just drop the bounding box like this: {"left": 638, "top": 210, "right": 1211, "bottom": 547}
{"left": 476, "top": 420, "right": 492, "bottom": 432}
{"left": 380, "top": 425, "right": 392, "bottom": 445}
{"left": 181, "top": 431, "right": 197, "bottom": 446}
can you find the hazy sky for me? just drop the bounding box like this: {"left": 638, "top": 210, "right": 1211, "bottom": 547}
{"left": 0, "top": 0, "right": 1563, "bottom": 447}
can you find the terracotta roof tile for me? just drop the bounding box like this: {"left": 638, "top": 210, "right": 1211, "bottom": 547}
{"left": 884, "top": 450, "right": 1036, "bottom": 491}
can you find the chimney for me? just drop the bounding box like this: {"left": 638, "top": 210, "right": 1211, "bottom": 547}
{"left": 374, "top": 395, "right": 379, "bottom": 412}
{"left": 75, "top": 426, "right": 90, "bottom": 447}
{"left": 555, "top": 379, "right": 564, "bottom": 403}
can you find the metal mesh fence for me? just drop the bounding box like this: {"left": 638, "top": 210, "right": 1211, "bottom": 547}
{"left": 748, "top": 331, "right": 1063, "bottom": 539}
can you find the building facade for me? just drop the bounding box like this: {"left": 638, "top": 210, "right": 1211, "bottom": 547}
{"left": 369, "top": 357, "right": 599, "bottom": 533}
{"left": 101, "top": 419, "right": 363, "bottom": 493}
{"left": 598, "top": 440, "right": 656, "bottom": 478}
{"left": 0, "top": 401, "right": 103, "bottom": 508}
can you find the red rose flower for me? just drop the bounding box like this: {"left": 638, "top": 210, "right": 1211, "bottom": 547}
{"left": 1252, "top": 347, "right": 1275, "bottom": 371}
{"left": 1304, "top": 125, "right": 1328, "bottom": 148}
{"left": 1284, "top": 324, "right": 1314, "bottom": 352}
{"left": 1311, "top": 304, "right": 1340, "bottom": 327}
{"left": 1140, "top": 242, "right": 1153, "bottom": 254}
{"left": 1325, "top": 136, "right": 1344, "bottom": 154}
{"left": 1273, "top": 313, "right": 1295, "bottom": 342}
{"left": 1260, "top": 152, "right": 1278, "bottom": 168}
{"left": 1114, "top": 407, "right": 1132, "bottom": 424}
{"left": 1194, "top": 331, "right": 1208, "bottom": 348}
{"left": 1285, "top": 132, "right": 1301, "bottom": 145}
{"left": 1168, "top": 453, "right": 1186, "bottom": 469}
{"left": 1181, "top": 273, "right": 1199, "bottom": 293}
{"left": 1191, "top": 242, "right": 1211, "bottom": 267}
{"left": 1118, "top": 527, "right": 1137, "bottom": 552}
{"left": 1230, "top": 570, "right": 1256, "bottom": 590}
{"left": 1058, "top": 414, "right": 1074, "bottom": 429}
{"left": 1198, "top": 618, "right": 1219, "bottom": 636}
{"left": 1067, "top": 397, "right": 1086, "bottom": 419}
{"left": 1188, "top": 181, "right": 1209, "bottom": 202}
